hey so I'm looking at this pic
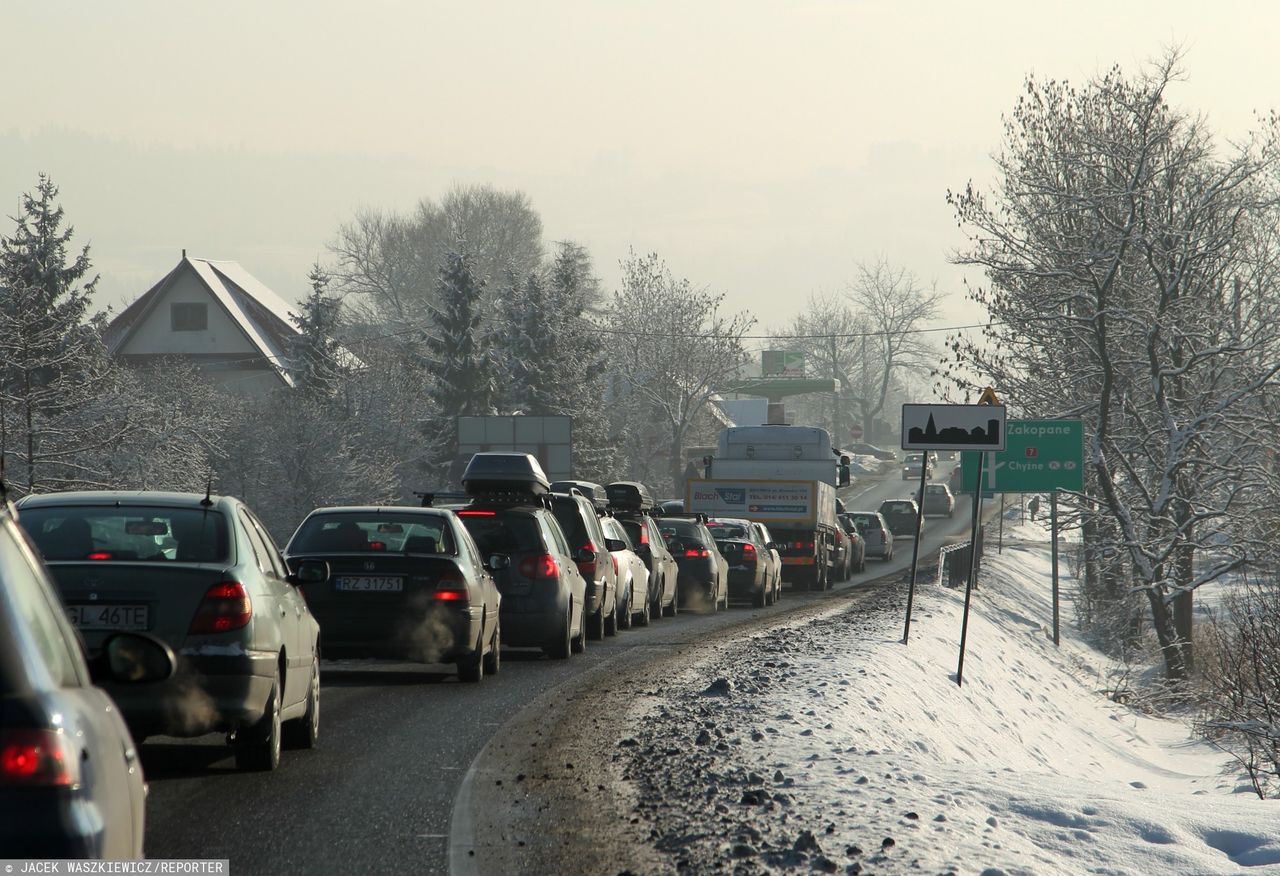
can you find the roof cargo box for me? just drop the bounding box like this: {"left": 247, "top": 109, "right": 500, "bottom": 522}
{"left": 462, "top": 452, "right": 550, "bottom": 496}
{"left": 549, "top": 480, "right": 608, "bottom": 510}
{"left": 605, "top": 481, "right": 655, "bottom": 512}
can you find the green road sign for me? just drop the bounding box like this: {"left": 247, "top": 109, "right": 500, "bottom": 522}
{"left": 961, "top": 419, "right": 1084, "bottom": 493}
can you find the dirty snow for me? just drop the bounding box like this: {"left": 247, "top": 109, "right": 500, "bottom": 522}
{"left": 618, "top": 517, "right": 1280, "bottom": 874}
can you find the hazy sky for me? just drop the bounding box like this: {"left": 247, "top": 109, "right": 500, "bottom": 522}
{"left": 4, "top": 1, "right": 1278, "bottom": 349}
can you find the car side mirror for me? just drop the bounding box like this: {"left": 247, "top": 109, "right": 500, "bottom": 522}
{"left": 89, "top": 632, "right": 175, "bottom": 685}
{"left": 287, "top": 559, "right": 329, "bottom": 586}
{"left": 635, "top": 543, "right": 652, "bottom": 556}
{"left": 574, "top": 547, "right": 596, "bottom": 564}
{"left": 487, "top": 553, "right": 510, "bottom": 570}
{"left": 604, "top": 538, "right": 627, "bottom": 552}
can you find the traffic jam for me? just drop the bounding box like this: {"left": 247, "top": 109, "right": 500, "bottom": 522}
{"left": 1, "top": 424, "right": 928, "bottom": 859}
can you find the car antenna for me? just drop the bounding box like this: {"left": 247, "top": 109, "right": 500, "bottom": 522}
{"left": 200, "top": 474, "right": 214, "bottom": 508}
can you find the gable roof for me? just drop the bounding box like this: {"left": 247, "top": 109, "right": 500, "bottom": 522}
{"left": 105, "top": 255, "right": 302, "bottom": 388}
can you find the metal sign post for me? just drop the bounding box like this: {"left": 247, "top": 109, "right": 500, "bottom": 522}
{"left": 955, "top": 452, "right": 985, "bottom": 687}
{"left": 1051, "top": 491, "right": 1060, "bottom": 647}
{"left": 901, "top": 455, "right": 931, "bottom": 644}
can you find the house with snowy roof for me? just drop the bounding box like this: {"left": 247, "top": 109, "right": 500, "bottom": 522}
{"left": 104, "top": 253, "right": 315, "bottom": 395}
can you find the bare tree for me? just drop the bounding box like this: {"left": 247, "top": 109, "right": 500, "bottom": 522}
{"left": 329, "top": 184, "right": 543, "bottom": 325}
{"left": 608, "top": 251, "right": 755, "bottom": 494}
{"left": 845, "top": 258, "right": 943, "bottom": 434}
{"left": 947, "top": 52, "right": 1280, "bottom": 680}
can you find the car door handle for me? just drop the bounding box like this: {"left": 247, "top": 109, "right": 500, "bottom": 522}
{"left": 279, "top": 605, "right": 287, "bottom": 618}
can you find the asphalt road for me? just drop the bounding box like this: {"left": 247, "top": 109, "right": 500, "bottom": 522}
{"left": 141, "top": 463, "right": 972, "bottom": 874}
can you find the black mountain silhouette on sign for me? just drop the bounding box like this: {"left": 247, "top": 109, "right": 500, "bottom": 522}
{"left": 908, "top": 413, "right": 1000, "bottom": 446}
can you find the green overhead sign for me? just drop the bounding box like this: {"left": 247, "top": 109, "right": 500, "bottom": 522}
{"left": 961, "top": 419, "right": 1084, "bottom": 493}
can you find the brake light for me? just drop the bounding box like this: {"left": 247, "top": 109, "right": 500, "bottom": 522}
{"left": 742, "top": 543, "right": 756, "bottom": 557}
{"left": 0, "top": 729, "right": 78, "bottom": 787}
{"left": 576, "top": 543, "right": 598, "bottom": 576}
{"left": 791, "top": 541, "right": 814, "bottom": 551}
{"left": 638, "top": 528, "right": 649, "bottom": 545}
{"left": 433, "top": 574, "right": 469, "bottom": 603}
{"left": 87, "top": 552, "right": 112, "bottom": 561}
{"left": 458, "top": 511, "right": 496, "bottom": 517}
{"left": 684, "top": 548, "right": 711, "bottom": 558}
{"left": 369, "top": 541, "right": 386, "bottom": 551}
{"left": 518, "top": 554, "right": 559, "bottom": 580}
{"left": 189, "top": 581, "right": 252, "bottom": 634}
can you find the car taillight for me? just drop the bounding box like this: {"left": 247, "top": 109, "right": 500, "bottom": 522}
{"left": 433, "top": 574, "right": 469, "bottom": 603}
{"left": 576, "top": 543, "right": 597, "bottom": 576}
{"left": 742, "top": 543, "right": 756, "bottom": 558}
{"left": 791, "top": 541, "right": 814, "bottom": 551}
{"left": 87, "top": 551, "right": 113, "bottom": 561}
{"left": 518, "top": 554, "right": 559, "bottom": 580}
{"left": 638, "top": 528, "right": 649, "bottom": 545}
{"left": 189, "top": 581, "right": 252, "bottom": 634}
{"left": 684, "top": 548, "right": 711, "bottom": 558}
{"left": 0, "top": 729, "right": 78, "bottom": 787}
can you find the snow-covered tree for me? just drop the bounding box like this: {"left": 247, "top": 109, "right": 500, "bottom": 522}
{"left": 608, "top": 251, "right": 755, "bottom": 494}
{"left": 947, "top": 53, "right": 1280, "bottom": 680}
{"left": 0, "top": 175, "right": 120, "bottom": 493}
{"left": 288, "top": 262, "right": 347, "bottom": 397}
{"left": 330, "top": 184, "right": 543, "bottom": 324}
{"left": 423, "top": 250, "right": 497, "bottom": 474}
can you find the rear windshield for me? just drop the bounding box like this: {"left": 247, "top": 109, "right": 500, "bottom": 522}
{"left": 926, "top": 485, "right": 948, "bottom": 494}
{"left": 658, "top": 520, "right": 705, "bottom": 546}
{"left": 288, "top": 512, "right": 455, "bottom": 554}
{"left": 881, "top": 502, "right": 914, "bottom": 514}
{"left": 550, "top": 500, "right": 589, "bottom": 544}
{"left": 707, "top": 522, "right": 749, "bottom": 540}
{"left": 457, "top": 512, "right": 545, "bottom": 555}
{"left": 20, "top": 506, "right": 230, "bottom": 563}
{"left": 621, "top": 520, "right": 648, "bottom": 547}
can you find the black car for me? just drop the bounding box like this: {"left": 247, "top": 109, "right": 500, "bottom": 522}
{"left": 453, "top": 453, "right": 588, "bottom": 658}
{"left": 0, "top": 495, "right": 175, "bottom": 857}
{"left": 607, "top": 481, "right": 679, "bottom": 618}
{"left": 550, "top": 489, "right": 619, "bottom": 640}
{"left": 284, "top": 506, "right": 502, "bottom": 682}
{"left": 19, "top": 491, "right": 326, "bottom": 771}
{"left": 878, "top": 499, "right": 923, "bottom": 538}
{"left": 707, "top": 517, "right": 773, "bottom": 607}
{"left": 658, "top": 516, "right": 729, "bottom": 612}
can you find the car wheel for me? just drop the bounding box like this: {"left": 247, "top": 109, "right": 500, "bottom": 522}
{"left": 483, "top": 621, "right": 501, "bottom": 675}
{"left": 457, "top": 625, "right": 485, "bottom": 683}
{"left": 283, "top": 655, "right": 319, "bottom": 750}
{"left": 548, "top": 605, "right": 573, "bottom": 660}
{"left": 233, "top": 672, "right": 282, "bottom": 772}
{"left": 572, "top": 601, "right": 588, "bottom": 654}
{"left": 753, "top": 585, "right": 767, "bottom": 609}
{"left": 604, "top": 591, "right": 619, "bottom": 637}
{"left": 589, "top": 602, "right": 606, "bottom": 641}
{"left": 637, "top": 591, "right": 651, "bottom": 627}
{"left": 618, "top": 588, "right": 632, "bottom": 631}
{"left": 665, "top": 582, "right": 679, "bottom": 617}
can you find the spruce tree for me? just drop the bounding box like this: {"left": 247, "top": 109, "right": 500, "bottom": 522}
{"left": 0, "top": 174, "right": 112, "bottom": 492}
{"left": 423, "top": 249, "right": 496, "bottom": 473}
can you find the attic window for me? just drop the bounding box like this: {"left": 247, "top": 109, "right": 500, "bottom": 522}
{"left": 171, "top": 302, "right": 207, "bottom": 331}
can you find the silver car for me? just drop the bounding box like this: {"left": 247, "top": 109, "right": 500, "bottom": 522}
{"left": 601, "top": 517, "right": 651, "bottom": 628}
{"left": 846, "top": 511, "right": 894, "bottom": 561}
{"left": 18, "top": 491, "right": 325, "bottom": 772}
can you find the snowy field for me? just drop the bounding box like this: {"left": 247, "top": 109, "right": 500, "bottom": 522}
{"left": 620, "top": 517, "right": 1280, "bottom": 874}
